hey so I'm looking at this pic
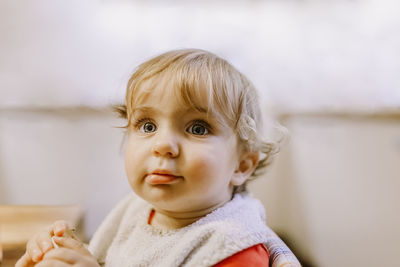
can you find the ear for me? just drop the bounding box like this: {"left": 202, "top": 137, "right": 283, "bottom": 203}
{"left": 231, "top": 152, "right": 259, "bottom": 186}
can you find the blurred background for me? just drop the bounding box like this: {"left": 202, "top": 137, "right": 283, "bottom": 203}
{"left": 0, "top": 0, "right": 399, "bottom": 266}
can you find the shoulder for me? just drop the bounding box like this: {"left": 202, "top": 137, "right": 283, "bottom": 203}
{"left": 213, "top": 244, "right": 269, "bottom": 267}
{"left": 183, "top": 194, "right": 271, "bottom": 266}
{"left": 195, "top": 193, "right": 269, "bottom": 241}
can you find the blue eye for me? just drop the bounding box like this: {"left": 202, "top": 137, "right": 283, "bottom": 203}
{"left": 187, "top": 122, "right": 209, "bottom": 136}
{"left": 140, "top": 122, "right": 157, "bottom": 133}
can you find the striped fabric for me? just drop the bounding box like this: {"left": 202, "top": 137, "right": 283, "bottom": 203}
{"left": 265, "top": 228, "right": 301, "bottom": 267}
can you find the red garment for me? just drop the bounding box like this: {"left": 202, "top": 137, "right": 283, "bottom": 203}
{"left": 213, "top": 244, "right": 269, "bottom": 267}
{"left": 148, "top": 209, "right": 269, "bottom": 266}
{"left": 148, "top": 209, "right": 156, "bottom": 225}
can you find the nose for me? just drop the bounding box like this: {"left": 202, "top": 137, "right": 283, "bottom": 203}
{"left": 152, "top": 129, "right": 179, "bottom": 158}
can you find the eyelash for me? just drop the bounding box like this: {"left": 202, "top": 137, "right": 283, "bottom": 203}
{"left": 133, "top": 118, "right": 154, "bottom": 129}
{"left": 132, "top": 118, "right": 212, "bottom": 135}
{"left": 187, "top": 120, "right": 212, "bottom": 135}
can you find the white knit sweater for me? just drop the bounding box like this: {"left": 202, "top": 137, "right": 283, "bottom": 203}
{"left": 89, "top": 192, "right": 273, "bottom": 267}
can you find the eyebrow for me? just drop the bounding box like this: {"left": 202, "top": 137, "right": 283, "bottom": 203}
{"left": 132, "top": 106, "right": 209, "bottom": 115}
{"left": 132, "top": 107, "right": 158, "bottom": 114}
{"left": 188, "top": 106, "right": 208, "bottom": 114}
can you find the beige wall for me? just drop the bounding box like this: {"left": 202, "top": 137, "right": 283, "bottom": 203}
{"left": 0, "top": 108, "right": 131, "bottom": 238}
{"left": 249, "top": 113, "right": 400, "bottom": 267}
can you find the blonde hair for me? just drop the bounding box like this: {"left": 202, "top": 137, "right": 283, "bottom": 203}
{"left": 115, "top": 49, "right": 279, "bottom": 189}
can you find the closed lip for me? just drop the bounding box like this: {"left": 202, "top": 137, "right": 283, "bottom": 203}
{"left": 151, "top": 169, "right": 183, "bottom": 178}
{"left": 146, "top": 169, "right": 184, "bottom": 185}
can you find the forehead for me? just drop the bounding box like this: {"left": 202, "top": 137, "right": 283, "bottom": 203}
{"left": 132, "top": 73, "right": 211, "bottom": 115}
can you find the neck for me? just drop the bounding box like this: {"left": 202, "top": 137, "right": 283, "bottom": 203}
{"left": 151, "top": 200, "right": 230, "bottom": 230}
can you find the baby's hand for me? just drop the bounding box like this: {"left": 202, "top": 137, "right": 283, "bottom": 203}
{"left": 33, "top": 236, "right": 100, "bottom": 267}
{"left": 15, "top": 220, "right": 79, "bottom": 267}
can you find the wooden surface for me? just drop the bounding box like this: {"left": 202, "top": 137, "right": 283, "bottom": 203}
{"left": 1, "top": 248, "right": 25, "bottom": 267}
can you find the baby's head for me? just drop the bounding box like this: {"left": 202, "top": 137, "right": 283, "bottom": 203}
{"left": 117, "top": 49, "right": 277, "bottom": 194}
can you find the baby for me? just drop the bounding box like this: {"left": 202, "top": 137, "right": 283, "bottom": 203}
{"left": 16, "top": 49, "right": 300, "bottom": 266}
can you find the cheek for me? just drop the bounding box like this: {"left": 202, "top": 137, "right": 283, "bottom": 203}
{"left": 189, "top": 155, "right": 215, "bottom": 175}
{"left": 124, "top": 139, "right": 145, "bottom": 177}
{"left": 124, "top": 150, "right": 135, "bottom": 182}
{"left": 184, "top": 147, "right": 230, "bottom": 180}
{"left": 124, "top": 151, "right": 134, "bottom": 174}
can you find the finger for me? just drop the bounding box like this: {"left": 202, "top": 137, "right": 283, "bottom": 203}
{"left": 25, "top": 225, "right": 54, "bottom": 262}
{"left": 42, "top": 247, "right": 80, "bottom": 264}
{"left": 53, "top": 236, "right": 90, "bottom": 256}
{"left": 52, "top": 220, "right": 69, "bottom": 237}
{"left": 26, "top": 237, "right": 45, "bottom": 262}
{"left": 35, "top": 259, "right": 71, "bottom": 267}
{"left": 15, "top": 252, "right": 35, "bottom": 267}
{"left": 36, "top": 228, "right": 54, "bottom": 253}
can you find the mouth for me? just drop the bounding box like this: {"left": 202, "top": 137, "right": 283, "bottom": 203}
{"left": 145, "top": 170, "right": 183, "bottom": 185}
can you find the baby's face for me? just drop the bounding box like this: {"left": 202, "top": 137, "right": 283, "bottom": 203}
{"left": 124, "top": 78, "right": 241, "bottom": 213}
